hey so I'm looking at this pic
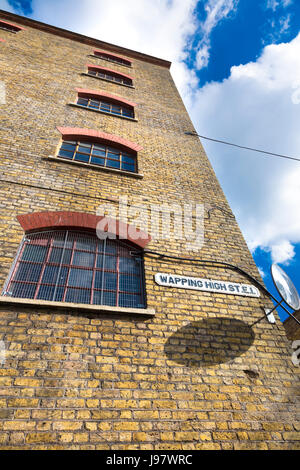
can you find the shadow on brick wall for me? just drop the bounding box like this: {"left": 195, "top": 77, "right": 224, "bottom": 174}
{"left": 164, "top": 317, "right": 255, "bottom": 367}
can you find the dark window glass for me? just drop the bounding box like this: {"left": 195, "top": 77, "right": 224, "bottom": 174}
{"left": 77, "top": 96, "right": 134, "bottom": 119}
{"left": 57, "top": 140, "right": 137, "bottom": 173}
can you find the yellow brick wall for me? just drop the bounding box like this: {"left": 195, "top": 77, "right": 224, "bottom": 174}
{"left": 0, "top": 13, "right": 299, "bottom": 449}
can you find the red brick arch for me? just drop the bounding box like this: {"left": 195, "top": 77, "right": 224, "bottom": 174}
{"left": 17, "top": 211, "right": 151, "bottom": 249}
{"left": 75, "top": 88, "right": 137, "bottom": 108}
{"left": 56, "top": 127, "right": 143, "bottom": 152}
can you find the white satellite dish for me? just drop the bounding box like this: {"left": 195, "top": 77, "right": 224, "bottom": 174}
{"left": 252, "top": 263, "right": 300, "bottom": 326}
{"left": 271, "top": 263, "right": 300, "bottom": 311}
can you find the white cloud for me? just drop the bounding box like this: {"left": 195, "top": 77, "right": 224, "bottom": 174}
{"left": 258, "top": 266, "right": 267, "bottom": 278}
{"left": 266, "top": 0, "right": 293, "bottom": 11}
{"left": 189, "top": 33, "right": 300, "bottom": 264}
{"left": 270, "top": 240, "right": 295, "bottom": 264}
{"left": 195, "top": 0, "right": 239, "bottom": 70}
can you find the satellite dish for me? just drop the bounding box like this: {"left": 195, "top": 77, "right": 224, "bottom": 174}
{"left": 251, "top": 263, "right": 300, "bottom": 327}
{"left": 271, "top": 263, "right": 300, "bottom": 311}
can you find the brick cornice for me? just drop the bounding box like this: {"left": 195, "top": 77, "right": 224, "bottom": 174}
{"left": 75, "top": 88, "right": 137, "bottom": 107}
{"left": 17, "top": 211, "right": 151, "bottom": 249}
{"left": 56, "top": 127, "right": 143, "bottom": 152}
{"left": 0, "top": 10, "right": 171, "bottom": 68}
{"left": 86, "top": 64, "right": 134, "bottom": 80}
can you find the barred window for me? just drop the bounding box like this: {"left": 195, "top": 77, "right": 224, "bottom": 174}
{"left": 94, "top": 51, "right": 131, "bottom": 67}
{"left": 57, "top": 139, "right": 137, "bottom": 173}
{"left": 87, "top": 68, "right": 133, "bottom": 86}
{"left": 77, "top": 96, "right": 134, "bottom": 118}
{"left": 4, "top": 231, "right": 146, "bottom": 308}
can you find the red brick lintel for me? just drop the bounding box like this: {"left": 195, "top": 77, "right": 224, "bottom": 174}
{"left": 56, "top": 127, "right": 143, "bottom": 152}
{"left": 17, "top": 211, "right": 151, "bottom": 249}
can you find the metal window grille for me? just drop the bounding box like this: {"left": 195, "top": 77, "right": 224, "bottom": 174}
{"left": 77, "top": 96, "right": 134, "bottom": 118}
{"left": 94, "top": 52, "right": 131, "bottom": 67}
{"left": 3, "top": 230, "right": 146, "bottom": 309}
{"left": 87, "top": 68, "right": 133, "bottom": 86}
{"left": 58, "top": 140, "right": 137, "bottom": 173}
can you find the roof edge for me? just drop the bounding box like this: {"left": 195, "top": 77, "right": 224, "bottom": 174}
{"left": 0, "top": 9, "right": 172, "bottom": 69}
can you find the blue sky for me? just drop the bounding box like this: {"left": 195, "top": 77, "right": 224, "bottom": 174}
{"left": 1, "top": 0, "right": 300, "bottom": 321}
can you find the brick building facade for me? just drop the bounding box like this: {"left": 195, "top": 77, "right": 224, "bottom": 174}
{"left": 0, "top": 10, "right": 299, "bottom": 450}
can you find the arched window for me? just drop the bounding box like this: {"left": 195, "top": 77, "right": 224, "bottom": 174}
{"left": 76, "top": 88, "right": 135, "bottom": 119}
{"left": 58, "top": 139, "right": 137, "bottom": 173}
{"left": 0, "top": 20, "right": 25, "bottom": 32}
{"left": 55, "top": 128, "right": 142, "bottom": 174}
{"left": 4, "top": 230, "right": 146, "bottom": 308}
{"left": 93, "top": 49, "right": 132, "bottom": 67}
{"left": 87, "top": 64, "right": 133, "bottom": 86}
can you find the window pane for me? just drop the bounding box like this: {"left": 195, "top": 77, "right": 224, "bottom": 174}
{"left": 41, "top": 265, "right": 68, "bottom": 285}
{"left": 88, "top": 70, "right": 97, "bottom": 76}
{"left": 15, "top": 263, "right": 43, "bottom": 283}
{"left": 107, "top": 151, "right": 119, "bottom": 160}
{"left": 89, "top": 100, "right": 100, "bottom": 108}
{"left": 122, "top": 155, "right": 135, "bottom": 164}
{"left": 75, "top": 238, "right": 96, "bottom": 252}
{"left": 100, "top": 103, "right": 110, "bottom": 111}
{"left": 111, "top": 106, "right": 121, "bottom": 114}
{"left": 37, "top": 285, "right": 64, "bottom": 302}
{"left": 106, "top": 242, "right": 117, "bottom": 254}
{"left": 75, "top": 153, "right": 90, "bottom": 163}
{"left": 119, "top": 293, "right": 142, "bottom": 308}
{"left": 77, "top": 98, "right": 88, "bottom": 106}
{"left": 61, "top": 142, "right": 76, "bottom": 151}
{"left": 103, "top": 272, "right": 117, "bottom": 290}
{"left": 77, "top": 145, "right": 91, "bottom": 154}
{"left": 49, "top": 248, "right": 72, "bottom": 264}
{"left": 104, "top": 255, "right": 117, "bottom": 271}
{"left": 92, "top": 148, "right": 105, "bottom": 157}
{"left": 65, "top": 288, "right": 91, "bottom": 304}
{"left": 21, "top": 244, "right": 48, "bottom": 262}
{"left": 122, "top": 109, "right": 133, "bottom": 117}
{"left": 122, "top": 162, "right": 135, "bottom": 172}
{"left": 91, "top": 156, "right": 105, "bottom": 166}
{"left": 101, "top": 290, "right": 117, "bottom": 306}
{"left": 72, "top": 251, "right": 95, "bottom": 267}
{"left": 68, "top": 268, "right": 93, "bottom": 288}
{"left": 58, "top": 149, "right": 74, "bottom": 159}
{"left": 119, "top": 274, "right": 140, "bottom": 293}
{"left": 10, "top": 282, "right": 36, "bottom": 299}
{"left": 106, "top": 160, "right": 120, "bottom": 169}
{"left": 119, "top": 256, "right": 139, "bottom": 273}
{"left": 94, "top": 271, "right": 103, "bottom": 289}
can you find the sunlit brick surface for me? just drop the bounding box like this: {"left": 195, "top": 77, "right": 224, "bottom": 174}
{"left": 0, "top": 11, "right": 299, "bottom": 450}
